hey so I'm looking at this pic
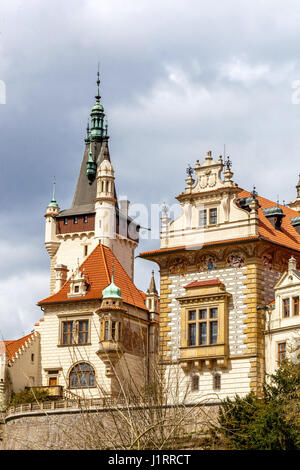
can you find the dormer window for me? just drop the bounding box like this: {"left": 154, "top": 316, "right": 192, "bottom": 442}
{"left": 283, "top": 298, "right": 290, "bottom": 317}
{"left": 209, "top": 208, "right": 217, "bottom": 225}
{"left": 199, "top": 208, "right": 218, "bottom": 227}
{"left": 74, "top": 285, "right": 79, "bottom": 293}
{"left": 199, "top": 210, "right": 207, "bottom": 226}
{"left": 293, "top": 297, "right": 299, "bottom": 316}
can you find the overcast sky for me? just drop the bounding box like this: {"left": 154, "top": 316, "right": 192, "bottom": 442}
{"left": 1, "top": 0, "right": 300, "bottom": 339}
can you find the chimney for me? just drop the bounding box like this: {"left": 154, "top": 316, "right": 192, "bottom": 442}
{"left": 262, "top": 206, "right": 285, "bottom": 230}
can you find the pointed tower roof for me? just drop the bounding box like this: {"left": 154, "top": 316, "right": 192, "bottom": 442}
{"left": 147, "top": 270, "right": 158, "bottom": 295}
{"left": 48, "top": 179, "right": 59, "bottom": 208}
{"left": 59, "top": 72, "right": 117, "bottom": 217}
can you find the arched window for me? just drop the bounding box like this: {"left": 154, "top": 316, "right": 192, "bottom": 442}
{"left": 69, "top": 362, "right": 95, "bottom": 388}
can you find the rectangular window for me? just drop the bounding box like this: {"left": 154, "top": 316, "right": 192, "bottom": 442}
{"left": 189, "top": 310, "right": 196, "bottom": 321}
{"left": 84, "top": 245, "right": 88, "bottom": 257}
{"left": 64, "top": 218, "right": 68, "bottom": 225}
{"left": 188, "top": 323, "right": 196, "bottom": 346}
{"left": 78, "top": 320, "right": 89, "bottom": 344}
{"left": 186, "top": 307, "right": 219, "bottom": 347}
{"left": 283, "top": 299, "right": 290, "bottom": 317}
{"left": 213, "top": 373, "right": 221, "bottom": 391}
{"left": 191, "top": 375, "right": 199, "bottom": 392}
{"left": 74, "top": 217, "right": 78, "bottom": 224}
{"left": 209, "top": 208, "right": 218, "bottom": 225}
{"left": 210, "top": 308, "right": 218, "bottom": 318}
{"left": 278, "top": 342, "right": 286, "bottom": 363}
{"left": 62, "top": 321, "right": 73, "bottom": 345}
{"left": 111, "top": 322, "right": 116, "bottom": 341}
{"left": 199, "top": 209, "right": 207, "bottom": 227}
{"left": 210, "top": 321, "right": 218, "bottom": 344}
{"left": 199, "top": 309, "right": 207, "bottom": 319}
{"left": 83, "top": 215, "right": 88, "bottom": 223}
{"left": 293, "top": 297, "right": 299, "bottom": 316}
{"left": 199, "top": 323, "right": 207, "bottom": 345}
{"left": 104, "top": 321, "right": 110, "bottom": 341}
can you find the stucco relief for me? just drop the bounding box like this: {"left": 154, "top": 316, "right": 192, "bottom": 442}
{"left": 196, "top": 254, "right": 217, "bottom": 272}
{"left": 227, "top": 251, "right": 245, "bottom": 268}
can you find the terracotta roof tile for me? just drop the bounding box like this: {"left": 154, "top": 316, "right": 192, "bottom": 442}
{"left": 239, "top": 190, "right": 300, "bottom": 252}
{"left": 4, "top": 333, "right": 36, "bottom": 362}
{"left": 140, "top": 190, "right": 300, "bottom": 257}
{"left": 184, "top": 279, "right": 223, "bottom": 289}
{"left": 38, "top": 244, "right": 147, "bottom": 311}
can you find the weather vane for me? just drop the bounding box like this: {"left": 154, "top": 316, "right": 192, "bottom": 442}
{"left": 225, "top": 156, "right": 232, "bottom": 170}
{"left": 186, "top": 164, "right": 194, "bottom": 177}
{"left": 252, "top": 186, "right": 258, "bottom": 198}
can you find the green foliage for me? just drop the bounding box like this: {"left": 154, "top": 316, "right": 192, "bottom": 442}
{"left": 9, "top": 388, "right": 52, "bottom": 406}
{"left": 209, "top": 360, "right": 300, "bottom": 450}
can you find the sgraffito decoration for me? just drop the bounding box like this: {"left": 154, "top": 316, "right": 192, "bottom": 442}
{"left": 197, "top": 254, "right": 217, "bottom": 272}
{"left": 227, "top": 252, "right": 245, "bottom": 268}
{"left": 169, "top": 257, "right": 188, "bottom": 276}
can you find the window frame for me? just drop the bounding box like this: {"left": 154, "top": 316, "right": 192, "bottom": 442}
{"left": 69, "top": 362, "right": 96, "bottom": 389}
{"left": 187, "top": 306, "right": 219, "bottom": 347}
{"left": 283, "top": 298, "right": 290, "bottom": 318}
{"left": 293, "top": 296, "right": 299, "bottom": 316}
{"left": 178, "top": 283, "right": 230, "bottom": 365}
{"left": 278, "top": 342, "right": 286, "bottom": 363}
{"left": 60, "top": 318, "right": 90, "bottom": 346}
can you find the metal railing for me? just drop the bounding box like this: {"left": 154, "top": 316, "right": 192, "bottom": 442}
{"left": 5, "top": 396, "right": 132, "bottom": 417}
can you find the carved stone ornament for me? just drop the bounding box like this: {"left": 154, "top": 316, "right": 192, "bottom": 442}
{"left": 227, "top": 251, "right": 245, "bottom": 268}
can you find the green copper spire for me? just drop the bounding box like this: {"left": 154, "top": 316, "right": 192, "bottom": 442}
{"left": 86, "top": 139, "right": 97, "bottom": 185}
{"left": 48, "top": 178, "right": 59, "bottom": 208}
{"left": 102, "top": 265, "right": 122, "bottom": 299}
{"left": 90, "top": 67, "right": 107, "bottom": 141}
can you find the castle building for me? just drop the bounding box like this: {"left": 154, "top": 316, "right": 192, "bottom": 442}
{"left": 0, "top": 74, "right": 159, "bottom": 407}
{"left": 140, "top": 151, "right": 300, "bottom": 399}
{"left": 1, "top": 79, "right": 300, "bottom": 410}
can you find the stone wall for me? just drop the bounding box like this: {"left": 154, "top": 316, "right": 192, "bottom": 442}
{"left": 0, "top": 404, "right": 219, "bottom": 450}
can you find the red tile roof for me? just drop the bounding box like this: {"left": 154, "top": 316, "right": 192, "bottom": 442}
{"left": 184, "top": 279, "right": 223, "bottom": 289}
{"left": 239, "top": 190, "right": 300, "bottom": 252}
{"left": 4, "top": 333, "right": 36, "bottom": 362}
{"left": 140, "top": 190, "right": 300, "bottom": 257}
{"left": 38, "top": 244, "right": 148, "bottom": 311}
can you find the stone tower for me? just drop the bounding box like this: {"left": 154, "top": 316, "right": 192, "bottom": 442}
{"left": 44, "top": 72, "right": 139, "bottom": 294}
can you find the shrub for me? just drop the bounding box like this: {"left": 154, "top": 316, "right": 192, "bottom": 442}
{"left": 9, "top": 388, "right": 52, "bottom": 406}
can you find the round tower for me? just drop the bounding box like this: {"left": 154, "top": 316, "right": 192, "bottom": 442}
{"left": 94, "top": 140, "right": 117, "bottom": 248}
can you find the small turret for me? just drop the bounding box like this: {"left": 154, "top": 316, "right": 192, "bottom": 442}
{"left": 288, "top": 173, "right": 300, "bottom": 212}
{"left": 146, "top": 270, "right": 159, "bottom": 321}
{"left": 96, "top": 265, "right": 125, "bottom": 377}
{"left": 45, "top": 179, "right": 60, "bottom": 254}
{"left": 94, "top": 139, "right": 116, "bottom": 246}
{"left": 44, "top": 179, "right": 61, "bottom": 293}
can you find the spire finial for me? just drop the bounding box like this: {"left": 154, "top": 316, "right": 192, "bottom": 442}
{"left": 95, "top": 63, "right": 101, "bottom": 103}
{"left": 48, "top": 177, "right": 59, "bottom": 208}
